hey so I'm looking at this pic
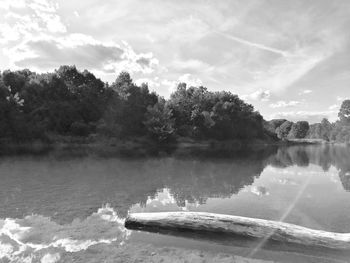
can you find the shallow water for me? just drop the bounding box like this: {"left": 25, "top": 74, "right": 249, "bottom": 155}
{"left": 1, "top": 144, "right": 350, "bottom": 262}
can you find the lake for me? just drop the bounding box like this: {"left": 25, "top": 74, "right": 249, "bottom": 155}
{"left": 1, "top": 144, "right": 350, "bottom": 262}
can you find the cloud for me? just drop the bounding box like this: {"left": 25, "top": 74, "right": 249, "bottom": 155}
{"left": 0, "top": 0, "right": 26, "bottom": 9}
{"left": 165, "top": 16, "right": 210, "bottom": 43}
{"left": 0, "top": 0, "right": 160, "bottom": 79}
{"left": 178, "top": 73, "right": 202, "bottom": 87}
{"left": 250, "top": 186, "right": 269, "bottom": 196}
{"left": 170, "top": 59, "right": 213, "bottom": 74}
{"left": 269, "top": 100, "right": 301, "bottom": 108}
{"left": 337, "top": 96, "right": 349, "bottom": 102}
{"left": 0, "top": 0, "right": 66, "bottom": 42}
{"left": 298, "top": 89, "right": 313, "bottom": 95}
{"left": 135, "top": 77, "right": 161, "bottom": 88}
{"left": 242, "top": 89, "right": 271, "bottom": 102}
{"left": 7, "top": 35, "right": 159, "bottom": 75}
{"left": 135, "top": 74, "right": 203, "bottom": 97}
{"left": 329, "top": 104, "right": 339, "bottom": 110}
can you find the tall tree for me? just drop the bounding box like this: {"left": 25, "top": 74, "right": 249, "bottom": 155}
{"left": 110, "top": 72, "right": 158, "bottom": 136}
{"left": 338, "top": 100, "right": 350, "bottom": 125}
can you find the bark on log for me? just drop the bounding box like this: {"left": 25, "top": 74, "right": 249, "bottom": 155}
{"left": 125, "top": 212, "right": 350, "bottom": 250}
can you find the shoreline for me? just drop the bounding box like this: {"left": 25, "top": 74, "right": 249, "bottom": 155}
{"left": 0, "top": 136, "right": 327, "bottom": 157}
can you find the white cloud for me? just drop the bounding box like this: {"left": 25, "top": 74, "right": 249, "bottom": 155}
{"left": 38, "top": 12, "right": 66, "bottom": 33}
{"left": 170, "top": 59, "right": 212, "bottom": 73}
{"left": 0, "top": 0, "right": 26, "bottom": 10}
{"left": 242, "top": 89, "right": 271, "bottom": 102}
{"left": 298, "top": 89, "right": 313, "bottom": 95}
{"left": 269, "top": 100, "right": 301, "bottom": 108}
{"left": 0, "top": 0, "right": 160, "bottom": 78}
{"left": 119, "top": 42, "right": 159, "bottom": 74}
{"left": 178, "top": 73, "right": 202, "bottom": 87}
{"left": 135, "top": 77, "right": 161, "bottom": 88}
{"left": 41, "top": 253, "right": 60, "bottom": 263}
{"left": 329, "top": 104, "right": 339, "bottom": 110}
{"left": 6, "top": 34, "right": 159, "bottom": 75}
{"left": 165, "top": 16, "right": 209, "bottom": 43}
{"left": 337, "top": 96, "right": 348, "bottom": 101}
{"left": 250, "top": 186, "right": 270, "bottom": 196}
{"left": 0, "top": 0, "right": 66, "bottom": 43}
{"left": 161, "top": 79, "right": 178, "bottom": 94}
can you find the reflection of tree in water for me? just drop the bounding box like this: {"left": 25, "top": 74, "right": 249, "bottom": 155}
{"left": 1, "top": 145, "right": 349, "bottom": 223}
{"left": 166, "top": 158, "right": 268, "bottom": 207}
{"left": 269, "top": 145, "right": 350, "bottom": 191}
{"left": 0, "top": 148, "right": 275, "bottom": 222}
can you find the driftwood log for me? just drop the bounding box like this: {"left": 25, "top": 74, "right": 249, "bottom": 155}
{"left": 125, "top": 212, "right": 350, "bottom": 250}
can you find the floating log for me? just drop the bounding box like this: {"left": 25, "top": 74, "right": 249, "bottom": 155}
{"left": 125, "top": 212, "right": 350, "bottom": 250}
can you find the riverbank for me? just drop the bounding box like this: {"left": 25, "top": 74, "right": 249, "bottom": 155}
{"left": 0, "top": 134, "right": 323, "bottom": 157}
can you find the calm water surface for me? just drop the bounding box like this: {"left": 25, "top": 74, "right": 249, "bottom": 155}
{"left": 1, "top": 145, "right": 350, "bottom": 262}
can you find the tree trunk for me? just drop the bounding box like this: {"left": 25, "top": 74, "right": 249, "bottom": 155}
{"left": 125, "top": 212, "right": 350, "bottom": 250}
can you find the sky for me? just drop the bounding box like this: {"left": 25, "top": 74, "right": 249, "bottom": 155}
{"left": 0, "top": 0, "right": 350, "bottom": 123}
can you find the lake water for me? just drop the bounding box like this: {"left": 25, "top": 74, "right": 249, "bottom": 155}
{"left": 1, "top": 144, "right": 350, "bottom": 262}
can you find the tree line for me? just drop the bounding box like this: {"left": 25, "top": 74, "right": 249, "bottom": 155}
{"left": 0, "top": 66, "right": 268, "bottom": 143}
{"left": 1, "top": 65, "right": 349, "bottom": 144}
{"left": 265, "top": 100, "right": 350, "bottom": 143}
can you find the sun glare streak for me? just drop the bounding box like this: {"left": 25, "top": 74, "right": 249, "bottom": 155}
{"left": 248, "top": 171, "right": 314, "bottom": 258}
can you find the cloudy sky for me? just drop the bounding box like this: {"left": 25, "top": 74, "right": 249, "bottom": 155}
{"left": 0, "top": 0, "right": 349, "bottom": 123}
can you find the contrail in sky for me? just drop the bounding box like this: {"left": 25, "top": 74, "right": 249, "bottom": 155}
{"left": 215, "top": 31, "right": 290, "bottom": 57}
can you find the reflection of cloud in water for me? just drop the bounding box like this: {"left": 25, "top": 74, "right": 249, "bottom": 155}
{"left": 0, "top": 208, "right": 275, "bottom": 263}
{"left": 0, "top": 206, "right": 129, "bottom": 262}
{"left": 146, "top": 189, "right": 176, "bottom": 206}
{"left": 134, "top": 189, "right": 201, "bottom": 212}
{"left": 41, "top": 253, "right": 60, "bottom": 263}
{"left": 276, "top": 178, "right": 299, "bottom": 185}
{"left": 249, "top": 186, "right": 270, "bottom": 196}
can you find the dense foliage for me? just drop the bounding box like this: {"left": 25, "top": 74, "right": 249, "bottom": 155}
{"left": 167, "top": 84, "right": 265, "bottom": 140}
{"left": 267, "top": 101, "right": 350, "bottom": 143}
{"left": 1, "top": 66, "right": 348, "bottom": 144}
{"left": 0, "top": 66, "right": 267, "bottom": 143}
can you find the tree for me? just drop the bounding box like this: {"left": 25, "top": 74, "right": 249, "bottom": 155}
{"left": 167, "top": 83, "right": 208, "bottom": 136}
{"left": 0, "top": 66, "right": 279, "bottom": 143}
{"left": 56, "top": 65, "right": 108, "bottom": 124}
{"left": 144, "top": 98, "right": 175, "bottom": 142}
{"left": 288, "top": 121, "right": 309, "bottom": 139}
{"left": 2, "top": 69, "right": 32, "bottom": 95}
{"left": 338, "top": 100, "right": 350, "bottom": 125}
{"left": 276, "top": 121, "right": 293, "bottom": 139}
{"left": 167, "top": 85, "right": 264, "bottom": 140}
{"left": 264, "top": 119, "right": 287, "bottom": 134}
{"left": 320, "top": 118, "right": 332, "bottom": 141}
{"left": 109, "top": 72, "right": 158, "bottom": 136}
{"left": 330, "top": 121, "right": 350, "bottom": 143}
